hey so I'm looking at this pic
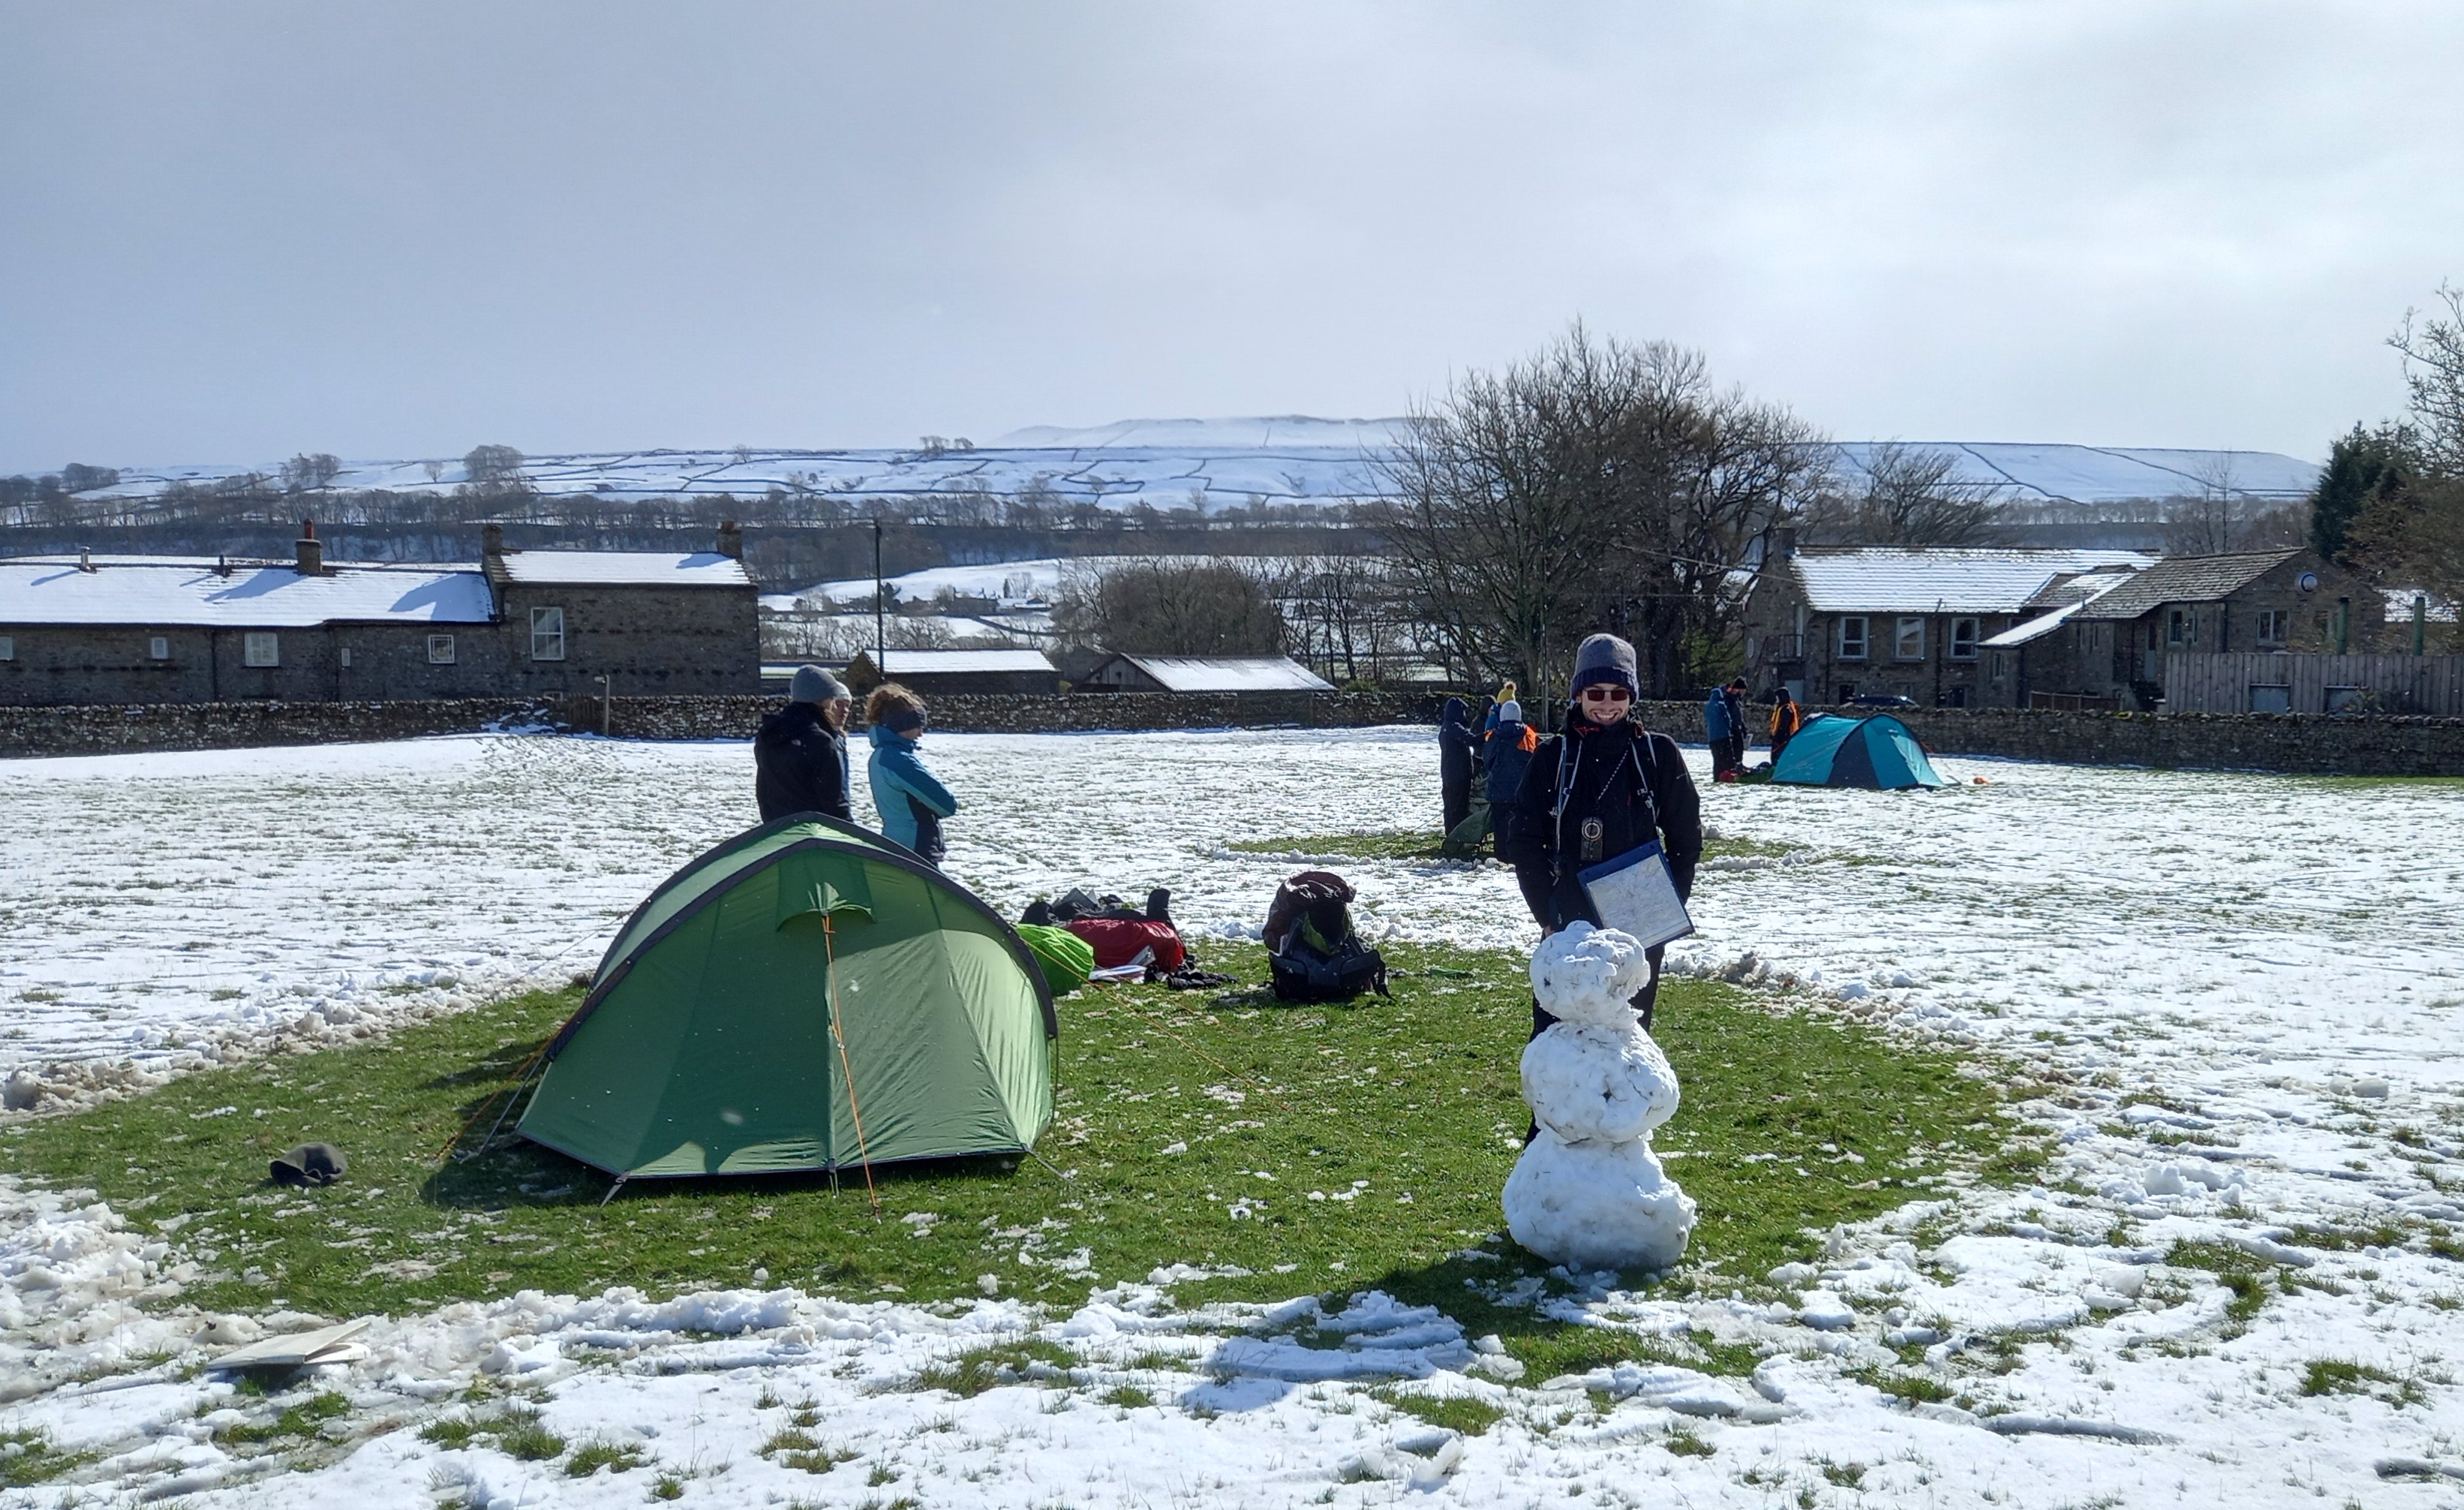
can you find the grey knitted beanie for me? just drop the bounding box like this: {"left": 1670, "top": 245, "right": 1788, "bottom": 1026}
{"left": 789, "top": 664, "right": 849, "bottom": 703}
{"left": 1568, "top": 633, "right": 1639, "bottom": 694}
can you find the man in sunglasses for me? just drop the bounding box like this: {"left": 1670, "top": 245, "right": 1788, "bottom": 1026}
{"left": 1501, "top": 633, "right": 1703, "bottom": 1036}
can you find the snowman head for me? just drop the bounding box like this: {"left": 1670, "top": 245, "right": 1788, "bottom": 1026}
{"left": 1529, "top": 922, "right": 1655, "bottom": 1027}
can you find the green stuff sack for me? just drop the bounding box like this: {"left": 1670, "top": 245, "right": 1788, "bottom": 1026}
{"left": 1017, "top": 923, "right": 1095, "bottom": 998}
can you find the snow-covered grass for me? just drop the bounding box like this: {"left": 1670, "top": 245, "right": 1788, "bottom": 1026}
{"left": 4, "top": 727, "right": 2463, "bottom": 1506}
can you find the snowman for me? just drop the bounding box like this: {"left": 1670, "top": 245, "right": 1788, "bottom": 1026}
{"left": 1502, "top": 922, "right": 1696, "bottom": 1273}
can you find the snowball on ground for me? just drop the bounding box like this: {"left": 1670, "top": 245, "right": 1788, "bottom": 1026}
{"left": 1502, "top": 1129, "right": 1696, "bottom": 1274}
{"left": 1519, "top": 1021, "right": 1680, "bottom": 1145}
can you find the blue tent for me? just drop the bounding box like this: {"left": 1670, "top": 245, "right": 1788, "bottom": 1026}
{"left": 1771, "top": 714, "right": 1951, "bottom": 790}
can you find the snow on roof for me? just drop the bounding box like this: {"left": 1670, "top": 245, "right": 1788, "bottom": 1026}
{"left": 1980, "top": 600, "right": 2087, "bottom": 648}
{"left": 1788, "top": 548, "right": 2157, "bottom": 614}
{"left": 1110, "top": 655, "right": 1336, "bottom": 692}
{"left": 855, "top": 648, "right": 1057, "bottom": 675}
{"left": 2071, "top": 550, "right": 2302, "bottom": 621}
{"left": 0, "top": 557, "right": 492, "bottom": 627}
{"left": 491, "top": 551, "right": 753, "bottom": 588}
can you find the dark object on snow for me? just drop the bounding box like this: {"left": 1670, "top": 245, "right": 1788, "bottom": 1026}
{"left": 270, "top": 1143, "right": 347, "bottom": 1187}
{"left": 1438, "top": 698, "right": 1479, "bottom": 833}
{"left": 753, "top": 700, "right": 852, "bottom": 822}
{"left": 1263, "top": 870, "right": 1389, "bottom": 1003}
{"left": 1023, "top": 887, "right": 1171, "bottom": 927}
{"left": 1163, "top": 967, "right": 1237, "bottom": 991}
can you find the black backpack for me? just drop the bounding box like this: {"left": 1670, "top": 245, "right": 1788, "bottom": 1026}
{"left": 1264, "top": 871, "right": 1390, "bottom": 1003}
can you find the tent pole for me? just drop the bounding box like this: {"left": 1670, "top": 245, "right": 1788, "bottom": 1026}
{"left": 822, "top": 915, "right": 882, "bottom": 1217}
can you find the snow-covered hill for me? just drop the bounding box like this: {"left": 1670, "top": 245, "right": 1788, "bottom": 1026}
{"left": 56, "top": 420, "right": 2320, "bottom": 515}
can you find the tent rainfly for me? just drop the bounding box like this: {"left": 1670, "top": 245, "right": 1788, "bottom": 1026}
{"left": 1770, "top": 714, "right": 1952, "bottom": 790}
{"left": 518, "top": 814, "right": 1057, "bottom": 1180}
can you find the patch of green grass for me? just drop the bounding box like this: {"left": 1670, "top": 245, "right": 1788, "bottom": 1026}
{"left": 0, "top": 943, "right": 2018, "bottom": 1353}
{"left": 215, "top": 1388, "right": 350, "bottom": 1445}
{"left": 1100, "top": 1383, "right": 1154, "bottom": 1409}
{"left": 1663, "top": 1427, "right": 1714, "bottom": 1457}
{"left": 2301, "top": 1358, "right": 2424, "bottom": 1406}
{"left": 650, "top": 1469, "right": 688, "bottom": 1499}
{"left": 1819, "top": 1459, "right": 1868, "bottom": 1487}
{"left": 1376, "top": 1391, "right": 1506, "bottom": 1436}
{"left": 0, "top": 1429, "right": 95, "bottom": 1487}
{"left": 496, "top": 1412, "right": 566, "bottom": 1462}
{"left": 565, "top": 1436, "right": 648, "bottom": 1476}
{"left": 912, "top": 1339, "right": 1075, "bottom": 1397}
{"left": 760, "top": 1425, "right": 856, "bottom": 1474}
{"left": 2285, "top": 1221, "right": 2408, "bottom": 1252}
{"left": 1851, "top": 1365, "right": 1953, "bottom": 1404}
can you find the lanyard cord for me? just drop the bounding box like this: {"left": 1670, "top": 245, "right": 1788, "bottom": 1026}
{"left": 822, "top": 913, "right": 881, "bottom": 1216}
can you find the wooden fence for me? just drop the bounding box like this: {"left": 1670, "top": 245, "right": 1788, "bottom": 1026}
{"left": 2164, "top": 652, "right": 2464, "bottom": 715}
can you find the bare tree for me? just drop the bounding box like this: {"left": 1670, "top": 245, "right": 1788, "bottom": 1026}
{"left": 281, "top": 453, "right": 342, "bottom": 492}
{"left": 1804, "top": 442, "right": 2001, "bottom": 545}
{"left": 463, "top": 445, "right": 525, "bottom": 486}
{"left": 1378, "top": 326, "right": 1828, "bottom": 704}
{"left": 2393, "top": 283, "right": 2464, "bottom": 475}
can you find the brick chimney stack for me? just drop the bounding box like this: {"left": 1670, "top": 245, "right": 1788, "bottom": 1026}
{"left": 1771, "top": 524, "right": 1798, "bottom": 561}
{"left": 717, "top": 519, "right": 743, "bottom": 560}
{"left": 482, "top": 522, "right": 505, "bottom": 561}
{"left": 294, "top": 519, "right": 324, "bottom": 576}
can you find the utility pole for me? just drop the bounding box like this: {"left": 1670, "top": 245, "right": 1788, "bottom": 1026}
{"left": 872, "top": 517, "right": 886, "bottom": 680}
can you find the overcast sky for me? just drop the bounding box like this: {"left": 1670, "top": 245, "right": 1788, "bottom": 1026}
{"left": 2, "top": 2, "right": 2457, "bottom": 471}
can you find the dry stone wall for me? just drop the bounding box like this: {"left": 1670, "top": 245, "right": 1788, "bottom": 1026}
{"left": 4, "top": 690, "right": 2457, "bottom": 775}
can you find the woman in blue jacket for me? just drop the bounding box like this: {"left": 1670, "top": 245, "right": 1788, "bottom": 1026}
{"left": 864, "top": 683, "right": 957, "bottom": 864}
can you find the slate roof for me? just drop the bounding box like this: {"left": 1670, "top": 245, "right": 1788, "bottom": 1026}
{"left": 2071, "top": 550, "right": 2302, "bottom": 621}
{"left": 0, "top": 557, "right": 493, "bottom": 627}
{"left": 1786, "top": 548, "right": 2156, "bottom": 614}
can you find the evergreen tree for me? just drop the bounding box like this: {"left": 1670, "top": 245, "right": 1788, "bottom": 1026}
{"left": 2308, "top": 423, "right": 2407, "bottom": 565}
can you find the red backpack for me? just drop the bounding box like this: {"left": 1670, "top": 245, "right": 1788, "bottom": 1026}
{"left": 1063, "top": 916, "right": 1187, "bottom": 973}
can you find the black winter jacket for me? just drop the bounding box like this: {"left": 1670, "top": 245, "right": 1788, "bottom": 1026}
{"left": 753, "top": 702, "right": 852, "bottom": 823}
{"left": 1438, "top": 699, "right": 1480, "bottom": 798}
{"left": 1503, "top": 714, "right": 1702, "bottom": 931}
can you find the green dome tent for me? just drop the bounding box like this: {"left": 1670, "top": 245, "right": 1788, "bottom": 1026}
{"left": 518, "top": 814, "right": 1056, "bottom": 1181}
{"left": 1770, "top": 713, "right": 1952, "bottom": 790}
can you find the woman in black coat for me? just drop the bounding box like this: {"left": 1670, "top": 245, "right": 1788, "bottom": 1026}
{"left": 1437, "top": 696, "right": 1480, "bottom": 834}
{"left": 753, "top": 664, "right": 854, "bottom": 823}
{"left": 1503, "top": 633, "right": 1702, "bottom": 1032}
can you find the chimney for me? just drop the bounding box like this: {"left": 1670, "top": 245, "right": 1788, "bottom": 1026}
{"left": 78, "top": 546, "right": 94, "bottom": 573}
{"left": 1772, "top": 525, "right": 1798, "bottom": 561}
{"left": 717, "top": 519, "right": 743, "bottom": 560}
{"left": 482, "top": 522, "right": 504, "bottom": 560}
{"left": 294, "top": 519, "right": 324, "bottom": 576}
{"left": 215, "top": 552, "right": 230, "bottom": 578}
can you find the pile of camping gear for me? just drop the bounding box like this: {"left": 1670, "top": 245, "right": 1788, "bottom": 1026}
{"left": 1016, "top": 887, "right": 1232, "bottom": 991}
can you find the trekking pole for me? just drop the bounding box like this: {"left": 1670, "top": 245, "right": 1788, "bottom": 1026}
{"left": 821, "top": 915, "right": 882, "bottom": 1217}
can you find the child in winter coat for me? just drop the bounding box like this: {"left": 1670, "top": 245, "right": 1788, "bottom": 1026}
{"left": 864, "top": 683, "right": 957, "bottom": 864}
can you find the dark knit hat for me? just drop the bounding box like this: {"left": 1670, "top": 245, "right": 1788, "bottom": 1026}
{"left": 789, "top": 664, "right": 849, "bottom": 704}
{"left": 879, "top": 703, "right": 925, "bottom": 735}
{"left": 1568, "top": 633, "right": 1639, "bottom": 695}
{"left": 270, "top": 1143, "right": 347, "bottom": 1187}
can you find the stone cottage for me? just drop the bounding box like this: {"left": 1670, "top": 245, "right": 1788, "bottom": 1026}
{"left": 0, "top": 522, "right": 757, "bottom": 705}
{"left": 1741, "top": 534, "right": 2156, "bottom": 708}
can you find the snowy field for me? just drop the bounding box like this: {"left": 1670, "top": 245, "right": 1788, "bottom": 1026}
{"left": 6, "top": 728, "right": 2464, "bottom": 1506}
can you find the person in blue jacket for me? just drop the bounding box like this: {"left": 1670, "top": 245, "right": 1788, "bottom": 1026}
{"left": 1702, "top": 680, "right": 1735, "bottom": 778}
{"left": 864, "top": 682, "right": 957, "bottom": 865}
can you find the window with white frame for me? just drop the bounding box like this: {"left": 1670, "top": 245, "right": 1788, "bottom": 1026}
{"left": 243, "top": 632, "right": 280, "bottom": 667}
{"left": 530, "top": 606, "right": 566, "bottom": 661}
{"left": 2256, "top": 609, "right": 2287, "bottom": 646}
{"left": 1895, "top": 616, "right": 1926, "bottom": 660}
{"left": 1949, "top": 617, "right": 1979, "bottom": 659}
{"left": 1837, "top": 615, "right": 1868, "bottom": 660}
{"left": 149, "top": 636, "right": 170, "bottom": 660}
{"left": 428, "top": 633, "right": 457, "bottom": 665}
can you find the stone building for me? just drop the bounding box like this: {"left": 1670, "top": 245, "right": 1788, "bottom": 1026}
{"left": 842, "top": 648, "right": 1062, "bottom": 696}
{"left": 0, "top": 524, "right": 756, "bottom": 706}
{"left": 1741, "top": 534, "right": 2156, "bottom": 708}
{"left": 1985, "top": 548, "right": 2384, "bottom": 709}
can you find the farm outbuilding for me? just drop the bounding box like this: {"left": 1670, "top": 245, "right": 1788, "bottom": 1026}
{"left": 1077, "top": 654, "right": 1334, "bottom": 693}
{"left": 843, "top": 648, "right": 1062, "bottom": 696}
